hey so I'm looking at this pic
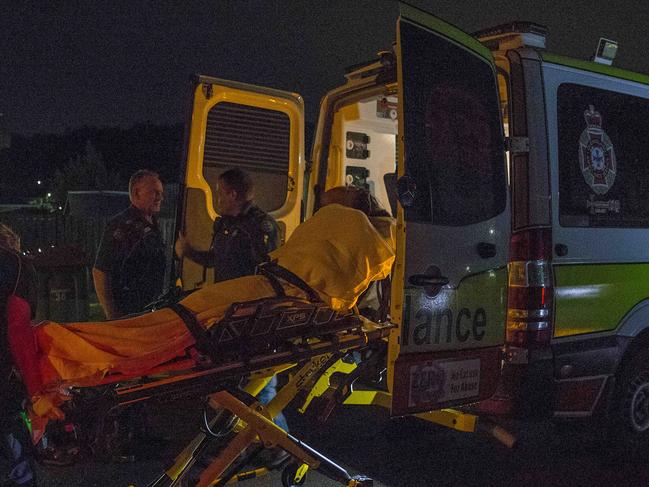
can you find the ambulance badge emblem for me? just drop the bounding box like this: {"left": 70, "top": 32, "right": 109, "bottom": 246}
{"left": 579, "top": 105, "right": 616, "bottom": 195}
{"left": 408, "top": 361, "right": 445, "bottom": 408}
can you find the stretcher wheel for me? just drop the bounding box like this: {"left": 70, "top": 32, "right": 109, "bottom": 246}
{"left": 281, "top": 462, "right": 307, "bottom": 487}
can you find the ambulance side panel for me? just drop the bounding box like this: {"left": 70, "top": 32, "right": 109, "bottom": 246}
{"left": 541, "top": 62, "right": 649, "bottom": 417}
{"left": 545, "top": 63, "right": 649, "bottom": 336}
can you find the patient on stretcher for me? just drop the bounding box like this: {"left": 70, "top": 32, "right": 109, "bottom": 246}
{"left": 11, "top": 188, "right": 395, "bottom": 421}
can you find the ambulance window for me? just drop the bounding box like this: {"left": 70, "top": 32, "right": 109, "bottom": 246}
{"left": 400, "top": 21, "right": 506, "bottom": 226}
{"left": 202, "top": 102, "right": 290, "bottom": 212}
{"left": 558, "top": 84, "right": 649, "bottom": 228}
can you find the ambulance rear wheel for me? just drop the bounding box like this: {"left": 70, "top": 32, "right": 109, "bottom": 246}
{"left": 613, "top": 348, "right": 649, "bottom": 448}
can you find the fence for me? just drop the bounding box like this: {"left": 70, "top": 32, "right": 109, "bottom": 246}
{"left": 0, "top": 211, "right": 176, "bottom": 265}
{"left": 0, "top": 211, "right": 177, "bottom": 321}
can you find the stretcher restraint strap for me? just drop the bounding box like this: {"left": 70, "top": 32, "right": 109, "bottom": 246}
{"left": 257, "top": 262, "right": 321, "bottom": 302}
{"left": 167, "top": 302, "right": 219, "bottom": 360}
{"left": 257, "top": 266, "right": 286, "bottom": 298}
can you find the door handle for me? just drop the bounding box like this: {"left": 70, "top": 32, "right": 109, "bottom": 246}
{"left": 477, "top": 242, "right": 497, "bottom": 259}
{"left": 408, "top": 274, "right": 450, "bottom": 287}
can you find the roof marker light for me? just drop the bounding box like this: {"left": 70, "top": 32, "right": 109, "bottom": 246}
{"left": 593, "top": 38, "right": 618, "bottom": 66}
{"left": 473, "top": 22, "right": 548, "bottom": 50}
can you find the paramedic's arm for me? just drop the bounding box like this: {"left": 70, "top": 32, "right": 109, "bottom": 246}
{"left": 93, "top": 223, "right": 120, "bottom": 319}
{"left": 175, "top": 232, "right": 213, "bottom": 267}
{"left": 251, "top": 216, "right": 280, "bottom": 264}
{"left": 92, "top": 268, "right": 119, "bottom": 320}
{"left": 264, "top": 218, "right": 281, "bottom": 253}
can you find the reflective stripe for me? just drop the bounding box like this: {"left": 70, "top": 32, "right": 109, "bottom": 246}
{"left": 507, "top": 308, "right": 549, "bottom": 319}
{"left": 507, "top": 320, "right": 550, "bottom": 331}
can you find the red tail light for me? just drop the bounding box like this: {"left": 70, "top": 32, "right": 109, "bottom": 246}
{"left": 506, "top": 228, "right": 553, "bottom": 348}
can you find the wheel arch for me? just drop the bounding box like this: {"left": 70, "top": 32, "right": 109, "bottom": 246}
{"left": 616, "top": 298, "right": 649, "bottom": 338}
{"left": 614, "top": 298, "right": 649, "bottom": 374}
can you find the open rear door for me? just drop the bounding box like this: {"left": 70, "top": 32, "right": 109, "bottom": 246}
{"left": 389, "top": 5, "right": 510, "bottom": 415}
{"left": 177, "top": 76, "right": 304, "bottom": 291}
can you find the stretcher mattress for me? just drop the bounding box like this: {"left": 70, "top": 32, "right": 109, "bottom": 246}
{"left": 12, "top": 205, "right": 395, "bottom": 421}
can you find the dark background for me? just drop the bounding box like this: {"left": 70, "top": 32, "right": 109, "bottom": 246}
{"left": 2, "top": 0, "right": 647, "bottom": 136}
{"left": 1, "top": 0, "right": 646, "bottom": 201}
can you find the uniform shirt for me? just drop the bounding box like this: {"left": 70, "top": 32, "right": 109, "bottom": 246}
{"left": 0, "top": 247, "right": 37, "bottom": 420}
{"left": 207, "top": 203, "right": 279, "bottom": 282}
{"left": 94, "top": 205, "right": 166, "bottom": 316}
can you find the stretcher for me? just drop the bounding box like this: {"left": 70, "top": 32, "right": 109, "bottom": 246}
{"left": 48, "top": 290, "right": 393, "bottom": 487}
{"left": 17, "top": 203, "right": 512, "bottom": 486}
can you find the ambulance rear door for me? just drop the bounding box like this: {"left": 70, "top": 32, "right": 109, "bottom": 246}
{"left": 390, "top": 4, "right": 510, "bottom": 415}
{"left": 177, "top": 76, "right": 304, "bottom": 291}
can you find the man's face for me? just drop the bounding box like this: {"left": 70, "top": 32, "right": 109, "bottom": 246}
{"left": 131, "top": 176, "right": 164, "bottom": 217}
{"left": 216, "top": 179, "right": 239, "bottom": 216}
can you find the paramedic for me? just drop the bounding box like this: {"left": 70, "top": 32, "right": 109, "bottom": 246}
{"left": 93, "top": 170, "right": 166, "bottom": 319}
{"left": 175, "top": 168, "right": 288, "bottom": 435}
{"left": 0, "top": 223, "right": 37, "bottom": 487}
{"left": 175, "top": 168, "right": 279, "bottom": 282}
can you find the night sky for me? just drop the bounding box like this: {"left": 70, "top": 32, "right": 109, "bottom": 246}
{"left": 2, "top": 0, "right": 646, "bottom": 135}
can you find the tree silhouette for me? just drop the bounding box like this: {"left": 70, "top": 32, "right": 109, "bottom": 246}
{"left": 52, "top": 140, "right": 124, "bottom": 204}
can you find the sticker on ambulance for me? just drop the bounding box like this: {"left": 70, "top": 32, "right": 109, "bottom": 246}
{"left": 579, "top": 104, "right": 616, "bottom": 196}
{"left": 408, "top": 358, "right": 480, "bottom": 408}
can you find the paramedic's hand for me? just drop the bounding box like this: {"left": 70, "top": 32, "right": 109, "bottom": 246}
{"left": 175, "top": 233, "right": 209, "bottom": 267}
{"left": 175, "top": 232, "right": 189, "bottom": 259}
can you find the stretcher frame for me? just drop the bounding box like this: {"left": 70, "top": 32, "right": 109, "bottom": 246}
{"left": 57, "top": 315, "right": 391, "bottom": 487}
{"left": 135, "top": 324, "right": 496, "bottom": 487}
{"left": 143, "top": 322, "right": 394, "bottom": 487}
{"left": 44, "top": 263, "right": 512, "bottom": 486}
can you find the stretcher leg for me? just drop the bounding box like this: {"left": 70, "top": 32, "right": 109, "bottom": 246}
{"left": 146, "top": 407, "right": 239, "bottom": 487}
{"left": 195, "top": 420, "right": 258, "bottom": 487}
{"left": 196, "top": 390, "right": 372, "bottom": 487}
{"left": 147, "top": 351, "right": 375, "bottom": 487}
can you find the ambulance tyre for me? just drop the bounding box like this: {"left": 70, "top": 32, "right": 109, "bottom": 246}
{"left": 612, "top": 348, "right": 649, "bottom": 450}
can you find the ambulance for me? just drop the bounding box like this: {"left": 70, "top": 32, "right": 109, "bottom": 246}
{"left": 176, "top": 3, "right": 649, "bottom": 444}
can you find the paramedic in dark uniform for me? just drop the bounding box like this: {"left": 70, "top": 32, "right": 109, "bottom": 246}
{"left": 175, "top": 168, "right": 288, "bottom": 437}
{"left": 175, "top": 168, "right": 279, "bottom": 282}
{"left": 92, "top": 170, "right": 166, "bottom": 461}
{"left": 0, "top": 223, "right": 37, "bottom": 487}
{"left": 93, "top": 169, "right": 166, "bottom": 319}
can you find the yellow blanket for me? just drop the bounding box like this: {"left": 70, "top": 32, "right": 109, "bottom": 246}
{"left": 31, "top": 205, "right": 395, "bottom": 418}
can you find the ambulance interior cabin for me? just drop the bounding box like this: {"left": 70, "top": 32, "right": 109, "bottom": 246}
{"left": 323, "top": 90, "right": 399, "bottom": 217}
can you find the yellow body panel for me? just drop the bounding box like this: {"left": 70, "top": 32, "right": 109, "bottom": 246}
{"left": 180, "top": 77, "right": 304, "bottom": 289}
{"left": 185, "top": 81, "right": 304, "bottom": 235}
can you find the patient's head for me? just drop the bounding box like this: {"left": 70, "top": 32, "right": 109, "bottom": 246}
{"left": 320, "top": 186, "right": 390, "bottom": 217}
